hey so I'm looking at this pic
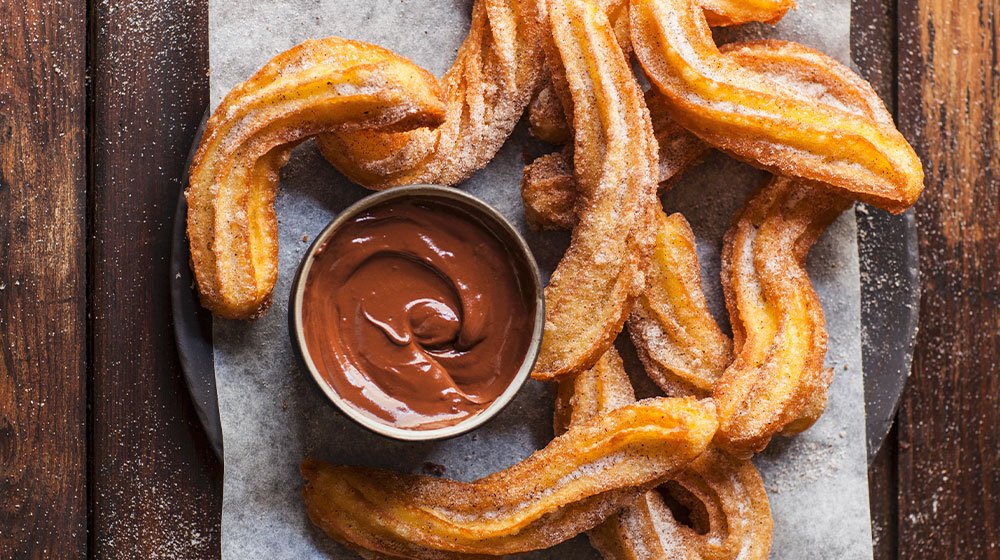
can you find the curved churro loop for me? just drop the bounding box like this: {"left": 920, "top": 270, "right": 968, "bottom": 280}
{"left": 185, "top": 38, "right": 447, "bottom": 319}
{"left": 526, "top": 0, "right": 795, "bottom": 144}
{"left": 629, "top": 210, "right": 733, "bottom": 397}
{"left": 524, "top": 36, "right": 914, "bottom": 224}
{"left": 301, "top": 397, "right": 718, "bottom": 559}
{"left": 555, "top": 349, "right": 772, "bottom": 560}
{"left": 588, "top": 451, "right": 773, "bottom": 560}
{"left": 316, "top": 0, "right": 545, "bottom": 189}
{"left": 626, "top": 205, "right": 831, "bottom": 439}
{"left": 713, "top": 175, "right": 850, "bottom": 456}
{"left": 530, "top": 0, "right": 660, "bottom": 382}
{"left": 630, "top": 0, "right": 924, "bottom": 212}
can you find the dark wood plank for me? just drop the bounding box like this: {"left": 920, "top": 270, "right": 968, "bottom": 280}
{"left": 868, "top": 425, "right": 900, "bottom": 560}
{"left": 88, "top": 0, "right": 221, "bottom": 557}
{"left": 897, "top": 0, "right": 1000, "bottom": 557}
{"left": 0, "top": 2, "right": 88, "bottom": 558}
{"left": 851, "top": 1, "right": 901, "bottom": 557}
{"left": 852, "top": 0, "right": 897, "bottom": 107}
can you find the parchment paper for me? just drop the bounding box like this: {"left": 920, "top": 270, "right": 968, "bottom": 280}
{"left": 210, "top": 1, "right": 874, "bottom": 558}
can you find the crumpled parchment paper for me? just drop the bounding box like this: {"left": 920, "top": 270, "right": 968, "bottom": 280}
{"left": 209, "top": 1, "right": 874, "bottom": 558}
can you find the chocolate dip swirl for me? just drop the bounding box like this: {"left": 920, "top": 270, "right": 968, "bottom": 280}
{"left": 300, "top": 197, "right": 536, "bottom": 430}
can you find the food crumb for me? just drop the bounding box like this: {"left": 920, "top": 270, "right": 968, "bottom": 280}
{"left": 422, "top": 462, "right": 447, "bottom": 476}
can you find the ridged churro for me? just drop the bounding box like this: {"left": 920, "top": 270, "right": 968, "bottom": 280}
{"left": 630, "top": 0, "right": 923, "bottom": 212}
{"left": 521, "top": 92, "right": 707, "bottom": 230}
{"left": 525, "top": 35, "right": 904, "bottom": 441}
{"left": 317, "top": 0, "right": 545, "bottom": 189}
{"left": 713, "top": 176, "right": 849, "bottom": 456}
{"left": 530, "top": 0, "right": 660, "bottom": 382}
{"left": 628, "top": 210, "right": 733, "bottom": 397}
{"left": 523, "top": 34, "right": 916, "bottom": 225}
{"left": 302, "top": 396, "right": 718, "bottom": 559}
{"left": 526, "top": 0, "right": 795, "bottom": 144}
{"left": 555, "top": 349, "right": 772, "bottom": 560}
{"left": 588, "top": 450, "right": 773, "bottom": 560}
{"left": 185, "top": 38, "right": 446, "bottom": 319}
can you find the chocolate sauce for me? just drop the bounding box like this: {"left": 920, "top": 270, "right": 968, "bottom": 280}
{"left": 301, "top": 197, "right": 535, "bottom": 430}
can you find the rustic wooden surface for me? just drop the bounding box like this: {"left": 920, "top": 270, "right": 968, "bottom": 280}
{"left": 0, "top": 1, "right": 88, "bottom": 558}
{"left": 0, "top": 0, "right": 996, "bottom": 557}
{"left": 87, "top": 0, "right": 221, "bottom": 558}
{"left": 897, "top": 0, "right": 1000, "bottom": 557}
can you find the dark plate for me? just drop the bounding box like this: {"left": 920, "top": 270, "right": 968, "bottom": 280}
{"left": 171, "top": 110, "right": 920, "bottom": 466}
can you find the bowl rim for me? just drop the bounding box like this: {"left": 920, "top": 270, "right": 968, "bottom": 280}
{"left": 288, "top": 184, "right": 545, "bottom": 441}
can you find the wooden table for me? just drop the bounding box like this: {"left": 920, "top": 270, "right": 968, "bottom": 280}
{"left": 1, "top": 0, "right": 996, "bottom": 557}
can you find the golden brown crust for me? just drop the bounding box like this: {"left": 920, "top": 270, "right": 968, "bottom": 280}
{"left": 523, "top": 33, "right": 896, "bottom": 230}
{"left": 555, "top": 349, "right": 772, "bottom": 560}
{"left": 301, "top": 396, "right": 718, "bottom": 559}
{"left": 521, "top": 149, "right": 577, "bottom": 230}
{"left": 527, "top": 34, "right": 899, "bottom": 440}
{"left": 316, "top": 0, "right": 545, "bottom": 189}
{"left": 185, "top": 37, "right": 447, "bottom": 319}
{"left": 713, "top": 176, "right": 851, "bottom": 456}
{"left": 701, "top": 0, "right": 794, "bottom": 27}
{"left": 630, "top": 0, "right": 924, "bottom": 213}
{"left": 527, "top": 0, "right": 630, "bottom": 144}
{"left": 587, "top": 450, "right": 773, "bottom": 560}
{"left": 525, "top": 0, "right": 794, "bottom": 144}
{"left": 528, "top": 81, "right": 573, "bottom": 144}
{"left": 628, "top": 211, "right": 733, "bottom": 397}
{"left": 530, "top": 0, "right": 660, "bottom": 382}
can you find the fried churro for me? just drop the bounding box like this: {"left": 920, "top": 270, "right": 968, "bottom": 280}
{"left": 630, "top": 0, "right": 923, "bottom": 212}
{"left": 186, "top": 38, "right": 446, "bottom": 319}
{"left": 530, "top": 0, "right": 659, "bottom": 382}
{"left": 302, "top": 396, "right": 718, "bottom": 559}
{"left": 628, "top": 210, "right": 733, "bottom": 398}
{"left": 556, "top": 349, "right": 772, "bottom": 560}
{"left": 526, "top": 0, "right": 795, "bottom": 145}
{"left": 713, "top": 176, "right": 849, "bottom": 456}
{"left": 521, "top": 93, "right": 707, "bottom": 231}
{"left": 523, "top": 34, "right": 914, "bottom": 226}
{"left": 317, "top": 0, "right": 545, "bottom": 189}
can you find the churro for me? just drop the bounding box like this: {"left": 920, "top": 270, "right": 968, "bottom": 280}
{"left": 302, "top": 396, "right": 718, "bottom": 559}
{"left": 530, "top": 0, "right": 659, "bottom": 382}
{"left": 317, "top": 0, "right": 545, "bottom": 189}
{"left": 630, "top": 0, "right": 923, "bottom": 212}
{"left": 186, "top": 38, "right": 446, "bottom": 319}
{"left": 556, "top": 349, "right": 772, "bottom": 560}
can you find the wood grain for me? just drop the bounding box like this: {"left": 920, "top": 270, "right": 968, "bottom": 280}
{"left": 898, "top": 0, "right": 1000, "bottom": 557}
{"left": 0, "top": 1, "right": 88, "bottom": 558}
{"left": 869, "top": 426, "right": 900, "bottom": 559}
{"left": 87, "top": 0, "right": 221, "bottom": 557}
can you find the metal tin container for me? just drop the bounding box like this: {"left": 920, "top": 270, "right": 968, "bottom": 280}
{"left": 289, "top": 184, "right": 545, "bottom": 441}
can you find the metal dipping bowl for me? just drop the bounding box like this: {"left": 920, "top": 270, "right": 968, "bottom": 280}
{"left": 288, "top": 184, "right": 545, "bottom": 441}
